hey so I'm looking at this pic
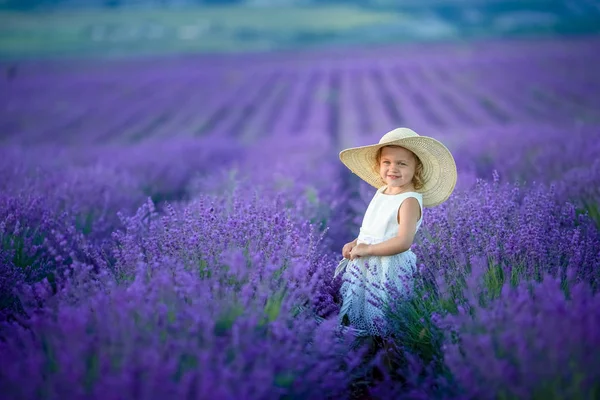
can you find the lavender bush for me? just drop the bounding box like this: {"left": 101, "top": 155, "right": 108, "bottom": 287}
{"left": 451, "top": 124, "right": 600, "bottom": 224}
{"left": 437, "top": 259, "right": 600, "bottom": 400}
{"left": 0, "top": 136, "right": 245, "bottom": 218}
{"left": 413, "top": 174, "right": 600, "bottom": 292}
{"left": 1, "top": 35, "right": 600, "bottom": 399}
{"left": 0, "top": 135, "right": 253, "bottom": 314}
{"left": 0, "top": 261, "right": 363, "bottom": 399}
{"left": 0, "top": 191, "right": 108, "bottom": 320}
{"left": 0, "top": 186, "right": 367, "bottom": 399}
{"left": 345, "top": 172, "right": 600, "bottom": 398}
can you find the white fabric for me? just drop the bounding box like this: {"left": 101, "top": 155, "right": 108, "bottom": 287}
{"left": 338, "top": 186, "right": 423, "bottom": 336}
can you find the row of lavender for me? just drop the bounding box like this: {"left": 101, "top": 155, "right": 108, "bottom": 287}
{"left": 2, "top": 126, "right": 597, "bottom": 399}
{"left": 0, "top": 131, "right": 365, "bottom": 398}
{"left": 2, "top": 36, "right": 600, "bottom": 146}
{"left": 1, "top": 38, "right": 600, "bottom": 398}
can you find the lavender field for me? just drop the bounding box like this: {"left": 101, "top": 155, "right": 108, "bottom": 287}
{"left": 1, "top": 34, "right": 600, "bottom": 399}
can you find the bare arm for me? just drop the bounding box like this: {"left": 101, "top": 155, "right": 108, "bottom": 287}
{"left": 365, "top": 197, "right": 421, "bottom": 256}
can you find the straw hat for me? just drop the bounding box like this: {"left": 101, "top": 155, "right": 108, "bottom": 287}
{"left": 339, "top": 127, "right": 457, "bottom": 207}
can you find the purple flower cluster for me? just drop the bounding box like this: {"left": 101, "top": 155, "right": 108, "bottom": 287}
{"left": 1, "top": 35, "right": 600, "bottom": 399}
{"left": 414, "top": 176, "right": 600, "bottom": 291}
{"left": 451, "top": 124, "right": 600, "bottom": 223}
{"left": 1, "top": 262, "right": 361, "bottom": 399}
{"left": 438, "top": 260, "right": 600, "bottom": 400}
{"left": 0, "top": 128, "right": 378, "bottom": 398}
{"left": 0, "top": 164, "right": 364, "bottom": 399}
{"left": 0, "top": 190, "right": 105, "bottom": 313}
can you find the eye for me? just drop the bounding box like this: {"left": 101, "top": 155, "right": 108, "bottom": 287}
{"left": 383, "top": 161, "right": 390, "bottom": 165}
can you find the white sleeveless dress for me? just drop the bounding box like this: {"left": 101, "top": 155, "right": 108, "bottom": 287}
{"left": 338, "top": 185, "right": 423, "bottom": 337}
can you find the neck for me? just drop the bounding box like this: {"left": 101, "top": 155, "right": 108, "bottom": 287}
{"left": 384, "top": 185, "right": 415, "bottom": 195}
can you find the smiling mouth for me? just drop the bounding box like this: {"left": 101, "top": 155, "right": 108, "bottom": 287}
{"left": 388, "top": 175, "right": 399, "bottom": 179}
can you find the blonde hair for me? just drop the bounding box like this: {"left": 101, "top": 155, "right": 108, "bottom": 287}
{"left": 374, "top": 146, "right": 424, "bottom": 190}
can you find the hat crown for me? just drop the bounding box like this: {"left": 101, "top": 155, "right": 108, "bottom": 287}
{"left": 378, "top": 128, "right": 419, "bottom": 144}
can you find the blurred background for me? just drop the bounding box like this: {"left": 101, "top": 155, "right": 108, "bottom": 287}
{"left": 1, "top": 1, "right": 599, "bottom": 148}
{"left": 2, "top": 0, "right": 600, "bottom": 59}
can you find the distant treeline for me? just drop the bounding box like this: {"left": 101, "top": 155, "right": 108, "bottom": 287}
{"left": 0, "top": 0, "right": 240, "bottom": 9}
{"left": 0, "top": 0, "right": 580, "bottom": 11}
{"left": 1, "top": 0, "right": 595, "bottom": 29}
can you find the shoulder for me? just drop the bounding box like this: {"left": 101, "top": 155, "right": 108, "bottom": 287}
{"left": 401, "top": 192, "right": 423, "bottom": 207}
{"left": 399, "top": 196, "right": 421, "bottom": 211}
{"left": 398, "top": 195, "right": 422, "bottom": 220}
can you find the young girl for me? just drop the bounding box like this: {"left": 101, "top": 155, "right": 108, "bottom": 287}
{"left": 335, "top": 127, "right": 457, "bottom": 337}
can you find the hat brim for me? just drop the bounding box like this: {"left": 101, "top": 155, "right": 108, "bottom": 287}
{"left": 339, "top": 136, "right": 457, "bottom": 207}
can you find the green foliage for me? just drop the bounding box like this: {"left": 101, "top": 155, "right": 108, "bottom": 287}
{"left": 273, "top": 370, "right": 296, "bottom": 389}
{"left": 213, "top": 302, "right": 244, "bottom": 337}
{"left": 263, "top": 288, "right": 286, "bottom": 323}
{"left": 482, "top": 262, "right": 504, "bottom": 301}
{"left": 2, "top": 229, "right": 47, "bottom": 272}
{"left": 42, "top": 336, "right": 60, "bottom": 374}
{"left": 386, "top": 279, "right": 447, "bottom": 367}
{"left": 84, "top": 353, "right": 100, "bottom": 393}
{"left": 197, "top": 259, "right": 210, "bottom": 279}
{"left": 580, "top": 201, "right": 600, "bottom": 228}
{"left": 75, "top": 210, "right": 96, "bottom": 235}
{"left": 174, "top": 353, "right": 199, "bottom": 383}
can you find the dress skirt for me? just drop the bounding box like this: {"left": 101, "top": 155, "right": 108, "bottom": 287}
{"left": 337, "top": 249, "right": 417, "bottom": 337}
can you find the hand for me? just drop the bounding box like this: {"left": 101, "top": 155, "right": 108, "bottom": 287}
{"left": 342, "top": 241, "right": 356, "bottom": 259}
{"left": 349, "top": 243, "right": 371, "bottom": 260}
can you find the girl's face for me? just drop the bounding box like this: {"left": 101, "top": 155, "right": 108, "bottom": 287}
{"left": 378, "top": 146, "right": 417, "bottom": 192}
